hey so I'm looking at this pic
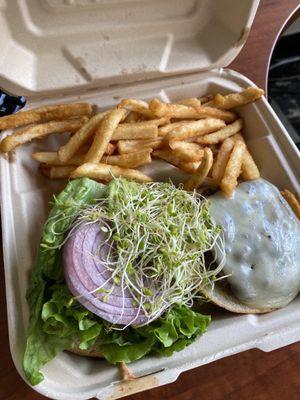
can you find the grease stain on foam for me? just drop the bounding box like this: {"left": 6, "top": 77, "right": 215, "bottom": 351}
{"left": 110, "top": 375, "right": 159, "bottom": 399}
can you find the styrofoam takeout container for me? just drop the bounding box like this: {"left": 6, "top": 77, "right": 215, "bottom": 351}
{"left": 1, "top": 0, "right": 300, "bottom": 399}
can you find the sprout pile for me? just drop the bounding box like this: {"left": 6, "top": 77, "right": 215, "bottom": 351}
{"left": 72, "top": 179, "right": 226, "bottom": 327}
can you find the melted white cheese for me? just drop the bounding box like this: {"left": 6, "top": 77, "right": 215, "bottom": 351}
{"left": 210, "top": 179, "right": 300, "bottom": 310}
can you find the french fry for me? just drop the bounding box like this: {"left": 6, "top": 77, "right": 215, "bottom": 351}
{"left": 40, "top": 165, "right": 75, "bottom": 179}
{"left": 148, "top": 117, "right": 170, "bottom": 126}
{"left": 150, "top": 98, "right": 199, "bottom": 119}
{"left": 33, "top": 143, "right": 129, "bottom": 167}
{"left": 211, "top": 137, "right": 235, "bottom": 185}
{"left": 196, "top": 119, "right": 243, "bottom": 145}
{"left": 33, "top": 151, "right": 60, "bottom": 165}
{"left": 193, "top": 105, "right": 237, "bottom": 122}
{"left": 112, "top": 121, "right": 159, "bottom": 140}
{"left": 117, "top": 138, "right": 163, "bottom": 154}
{"left": 158, "top": 120, "right": 192, "bottom": 137}
{"left": 241, "top": 149, "right": 260, "bottom": 180}
{"left": 150, "top": 98, "right": 237, "bottom": 122}
{"left": 152, "top": 149, "right": 200, "bottom": 174}
{"left": 32, "top": 151, "right": 85, "bottom": 166}
{"left": 220, "top": 140, "right": 246, "bottom": 197}
{"left": 33, "top": 141, "right": 114, "bottom": 167}
{"left": 58, "top": 111, "right": 110, "bottom": 162}
{"left": 213, "top": 87, "right": 264, "bottom": 110}
{"left": 124, "top": 111, "right": 142, "bottom": 123}
{"left": 169, "top": 141, "right": 204, "bottom": 162}
{"left": 177, "top": 98, "right": 201, "bottom": 107}
{"left": 0, "top": 103, "right": 92, "bottom": 130}
{"left": 0, "top": 118, "right": 88, "bottom": 153}
{"left": 281, "top": 189, "right": 300, "bottom": 219}
{"left": 113, "top": 118, "right": 167, "bottom": 140}
{"left": 71, "top": 163, "right": 152, "bottom": 183}
{"left": 103, "top": 150, "right": 152, "bottom": 168}
{"left": 117, "top": 99, "right": 155, "bottom": 119}
{"left": 232, "top": 133, "right": 260, "bottom": 180}
{"left": 67, "top": 142, "right": 115, "bottom": 156}
{"left": 184, "top": 148, "right": 213, "bottom": 191}
{"left": 180, "top": 161, "right": 201, "bottom": 174}
{"left": 164, "top": 118, "right": 226, "bottom": 142}
{"left": 84, "top": 109, "right": 126, "bottom": 163}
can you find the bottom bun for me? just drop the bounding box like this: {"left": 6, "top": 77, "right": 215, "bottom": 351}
{"left": 200, "top": 282, "right": 275, "bottom": 314}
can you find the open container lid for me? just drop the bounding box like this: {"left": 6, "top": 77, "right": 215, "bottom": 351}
{"left": 0, "top": 0, "right": 259, "bottom": 97}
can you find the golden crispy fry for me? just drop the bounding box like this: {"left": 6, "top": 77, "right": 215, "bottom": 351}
{"left": 71, "top": 162, "right": 152, "bottom": 183}
{"left": 164, "top": 118, "right": 226, "bottom": 142}
{"left": 152, "top": 149, "right": 200, "bottom": 174}
{"left": 211, "top": 137, "right": 235, "bottom": 184}
{"left": 193, "top": 105, "right": 237, "bottom": 122}
{"left": 241, "top": 149, "right": 260, "bottom": 180}
{"left": 0, "top": 118, "right": 88, "bottom": 153}
{"left": 124, "top": 111, "right": 142, "bottom": 123}
{"left": 32, "top": 151, "right": 60, "bottom": 165}
{"left": 150, "top": 98, "right": 237, "bottom": 122}
{"left": 117, "top": 99, "right": 155, "bottom": 119}
{"left": 184, "top": 148, "right": 213, "bottom": 191}
{"left": 220, "top": 140, "right": 246, "bottom": 197}
{"left": 281, "top": 189, "right": 300, "bottom": 219}
{"left": 33, "top": 142, "right": 126, "bottom": 167}
{"left": 158, "top": 120, "right": 192, "bottom": 137}
{"left": 213, "top": 87, "right": 264, "bottom": 110}
{"left": 113, "top": 117, "right": 167, "bottom": 140}
{"left": 231, "top": 133, "right": 243, "bottom": 142}
{"left": 169, "top": 141, "right": 204, "bottom": 162}
{"left": 31, "top": 102, "right": 92, "bottom": 115}
{"left": 180, "top": 161, "right": 201, "bottom": 174}
{"left": 0, "top": 103, "right": 92, "bottom": 131}
{"left": 177, "top": 98, "right": 201, "bottom": 107}
{"left": 67, "top": 142, "right": 115, "bottom": 156}
{"left": 103, "top": 150, "right": 152, "bottom": 168}
{"left": 196, "top": 119, "right": 243, "bottom": 145}
{"left": 40, "top": 165, "right": 75, "bottom": 179}
{"left": 32, "top": 151, "right": 85, "bottom": 166}
{"left": 150, "top": 98, "right": 199, "bottom": 119}
{"left": 84, "top": 109, "right": 126, "bottom": 163}
{"left": 117, "top": 138, "right": 163, "bottom": 154}
{"left": 232, "top": 133, "right": 260, "bottom": 180}
{"left": 58, "top": 111, "right": 110, "bottom": 162}
{"left": 112, "top": 121, "right": 159, "bottom": 140}
{"left": 149, "top": 117, "right": 170, "bottom": 126}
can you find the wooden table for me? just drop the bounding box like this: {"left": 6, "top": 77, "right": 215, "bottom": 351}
{"left": 1, "top": 1, "right": 300, "bottom": 399}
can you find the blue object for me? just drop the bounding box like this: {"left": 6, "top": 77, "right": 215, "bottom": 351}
{"left": 0, "top": 89, "right": 26, "bottom": 117}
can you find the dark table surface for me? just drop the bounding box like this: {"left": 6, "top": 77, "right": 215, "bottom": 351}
{"left": 1, "top": 1, "right": 300, "bottom": 399}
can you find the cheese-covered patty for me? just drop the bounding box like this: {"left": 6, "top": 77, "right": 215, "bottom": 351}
{"left": 210, "top": 179, "right": 300, "bottom": 310}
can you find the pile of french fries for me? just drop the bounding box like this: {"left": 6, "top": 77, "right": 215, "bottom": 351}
{"left": 0, "top": 86, "right": 296, "bottom": 203}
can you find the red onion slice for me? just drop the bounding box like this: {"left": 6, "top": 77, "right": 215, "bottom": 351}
{"left": 63, "top": 221, "right": 149, "bottom": 325}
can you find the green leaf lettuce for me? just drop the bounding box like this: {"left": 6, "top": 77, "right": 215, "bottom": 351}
{"left": 23, "top": 178, "right": 210, "bottom": 386}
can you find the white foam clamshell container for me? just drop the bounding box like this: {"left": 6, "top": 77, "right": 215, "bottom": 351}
{"left": 1, "top": 0, "right": 300, "bottom": 399}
